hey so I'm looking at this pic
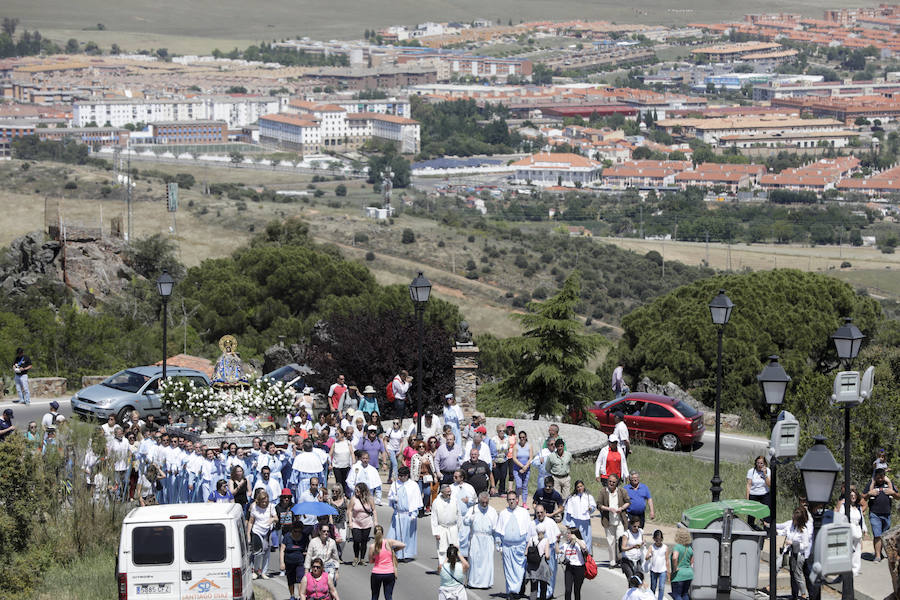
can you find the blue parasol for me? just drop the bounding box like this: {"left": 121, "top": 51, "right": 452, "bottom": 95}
{"left": 291, "top": 501, "right": 338, "bottom": 517}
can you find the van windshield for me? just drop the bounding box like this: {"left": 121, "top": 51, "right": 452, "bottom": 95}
{"left": 104, "top": 370, "right": 151, "bottom": 393}
{"left": 185, "top": 523, "right": 226, "bottom": 563}
{"left": 133, "top": 526, "right": 174, "bottom": 565}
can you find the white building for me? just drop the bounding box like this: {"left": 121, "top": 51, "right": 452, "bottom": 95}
{"left": 280, "top": 100, "right": 420, "bottom": 153}
{"left": 72, "top": 96, "right": 283, "bottom": 129}
{"left": 510, "top": 152, "right": 603, "bottom": 187}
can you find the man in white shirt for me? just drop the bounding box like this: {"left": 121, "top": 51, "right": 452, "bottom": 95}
{"left": 390, "top": 370, "right": 411, "bottom": 420}
{"left": 463, "top": 432, "right": 492, "bottom": 465}
{"left": 411, "top": 411, "right": 441, "bottom": 440}
{"left": 107, "top": 426, "right": 132, "bottom": 501}
{"left": 431, "top": 484, "right": 460, "bottom": 566}
{"left": 450, "top": 470, "right": 477, "bottom": 557}
{"left": 41, "top": 401, "right": 61, "bottom": 436}
{"left": 533, "top": 505, "right": 562, "bottom": 598}
{"left": 612, "top": 364, "right": 627, "bottom": 398}
{"left": 101, "top": 414, "right": 118, "bottom": 442}
{"left": 185, "top": 444, "right": 205, "bottom": 503}
{"left": 256, "top": 442, "right": 288, "bottom": 488}
{"left": 347, "top": 450, "right": 383, "bottom": 504}
{"left": 595, "top": 435, "right": 630, "bottom": 485}
{"left": 613, "top": 411, "right": 631, "bottom": 456}
{"left": 290, "top": 440, "right": 325, "bottom": 497}
{"left": 254, "top": 466, "right": 282, "bottom": 503}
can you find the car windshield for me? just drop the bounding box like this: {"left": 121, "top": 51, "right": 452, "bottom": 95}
{"left": 103, "top": 370, "right": 151, "bottom": 393}
{"left": 674, "top": 401, "right": 700, "bottom": 418}
{"left": 266, "top": 365, "right": 300, "bottom": 383}
{"left": 599, "top": 399, "right": 620, "bottom": 411}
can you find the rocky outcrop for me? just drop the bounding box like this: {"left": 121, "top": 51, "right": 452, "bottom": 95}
{"left": 636, "top": 377, "right": 741, "bottom": 430}
{"left": 262, "top": 342, "right": 308, "bottom": 374}
{"left": 0, "top": 231, "right": 137, "bottom": 308}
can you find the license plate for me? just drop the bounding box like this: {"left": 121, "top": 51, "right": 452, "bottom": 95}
{"left": 136, "top": 583, "right": 171, "bottom": 594}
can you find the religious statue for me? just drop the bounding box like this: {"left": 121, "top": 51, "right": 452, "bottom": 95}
{"left": 212, "top": 334, "right": 249, "bottom": 388}
{"left": 456, "top": 321, "right": 473, "bottom": 345}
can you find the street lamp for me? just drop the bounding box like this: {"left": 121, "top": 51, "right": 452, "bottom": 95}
{"left": 831, "top": 317, "right": 864, "bottom": 600}
{"left": 409, "top": 271, "right": 431, "bottom": 435}
{"left": 758, "top": 355, "right": 790, "bottom": 600}
{"left": 798, "top": 435, "right": 842, "bottom": 600}
{"left": 156, "top": 269, "right": 175, "bottom": 380}
{"left": 708, "top": 288, "right": 734, "bottom": 502}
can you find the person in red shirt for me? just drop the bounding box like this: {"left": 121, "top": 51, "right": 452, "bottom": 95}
{"left": 328, "top": 375, "right": 348, "bottom": 413}
{"left": 594, "top": 435, "right": 629, "bottom": 488}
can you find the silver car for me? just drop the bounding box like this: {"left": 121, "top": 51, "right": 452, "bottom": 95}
{"left": 70, "top": 365, "right": 210, "bottom": 423}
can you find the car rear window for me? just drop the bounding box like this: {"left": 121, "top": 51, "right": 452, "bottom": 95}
{"left": 185, "top": 524, "right": 226, "bottom": 563}
{"left": 674, "top": 401, "right": 700, "bottom": 418}
{"left": 133, "top": 526, "right": 174, "bottom": 565}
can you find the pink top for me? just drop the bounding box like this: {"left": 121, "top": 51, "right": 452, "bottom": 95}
{"left": 305, "top": 571, "right": 330, "bottom": 599}
{"left": 371, "top": 541, "right": 395, "bottom": 574}
{"left": 350, "top": 496, "right": 375, "bottom": 529}
{"left": 402, "top": 446, "right": 416, "bottom": 467}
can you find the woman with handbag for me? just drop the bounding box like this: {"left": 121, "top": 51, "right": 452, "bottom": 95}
{"left": 525, "top": 525, "right": 553, "bottom": 600}
{"left": 438, "top": 544, "right": 470, "bottom": 600}
{"left": 350, "top": 482, "right": 378, "bottom": 566}
{"left": 328, "top": 484, "right": 349, "bottom": 561}
{"left": 558, "top": 527, "right": 589, "bottom": 600}
{"left": 247, "top": 489, "right": 277, "bottom": 579}
{"left": 775, "top": 507, "right": 812, "bottom": 599}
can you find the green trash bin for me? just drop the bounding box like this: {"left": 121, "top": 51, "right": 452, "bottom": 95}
{"left": 681, "top": 500, "right": 769, "bottom": 600}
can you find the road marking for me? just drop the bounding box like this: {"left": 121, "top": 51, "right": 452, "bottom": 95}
{"left": 0, "top": 398, "right": 70, "bottom": 408}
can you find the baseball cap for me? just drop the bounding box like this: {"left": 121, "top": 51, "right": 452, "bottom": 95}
{"left": 505, "top": 420, "right": 515, "bottom": 428}
{"left": 280, "top": 488, "right": 293, "bottom": 497}
{"left": 293, "top": 415, "right": 303, "bottom": 423}
{"left": 444, "top": 393, "right": 454, "bottom": 400}
{"left": 614, "top": 411, "right": 625, "bottom": 420}
{"left": 475, "top": 425, "right": 487, "bottom": 434}
{"left": 609, "top": 434, "right": 619, "bottom": 443}
{"left": 367, "top": 425, "right": 377, "bottom": 432}
{"left": 50, "top": 401, "right": 60, "bottom": 409}
{"left": 3, "top": 408, "right": 12, "bottom": 417}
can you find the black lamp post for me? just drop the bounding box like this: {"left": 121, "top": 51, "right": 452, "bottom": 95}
{"left": 409, "top": 271, "right": 432, "bottom": 435}
{"left": 798, "top": 436, "right": 842, "bottom": 600}
{"left": 156, "top": 269, "right": 175, "bottom": 380}
{"left": 831, "top": 317, "right": 864, "bottom": 600}
{"left": 758, "top": 355, "right": 790, "bottom": 600}
{"left": 708, "top": 288, "right": 734, "bottom": 502}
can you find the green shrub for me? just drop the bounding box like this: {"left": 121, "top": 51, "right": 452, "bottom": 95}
{"left": 64, "top": 181, "right": 77, "bottom": 189}
{"left": 401, "top": 228, "right": 416, "bottom": 244}
{"left": 365, "top": 251, "right": 376, "bottom": 261}
{"left": 335, "top": 184, "right": 347, "bottom": 197}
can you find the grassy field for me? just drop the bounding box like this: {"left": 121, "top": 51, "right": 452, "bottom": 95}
{"left": 601, "top": 236, "right": 900, "bottom": 273}
{"left": 567, "top": 445, "right": 795, "bottom": 524}
{"left": 832, "top": 268, "right": 900, "bottom": 299}
{"left": 31, "top": 550, "right": 116, "bottom": 600}
{"left": 5, "top": 0, "right": 879, "bottom": 49}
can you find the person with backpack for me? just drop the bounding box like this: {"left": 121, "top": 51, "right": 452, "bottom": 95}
{"left": 559, "top": 527, "right": 590, "bottom": 600}
{"left": 438, "top": 544, "right": 469, "bottom": 600}
{"left": 388, "top": 371, "right": 411, "bottom": 420}
{"left": 525, "top": 524, "right": 553, "bottom": 600}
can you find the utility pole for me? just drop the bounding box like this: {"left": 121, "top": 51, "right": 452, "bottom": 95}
{"left": 126, "top": 143, "right": 132, "bottom": 241}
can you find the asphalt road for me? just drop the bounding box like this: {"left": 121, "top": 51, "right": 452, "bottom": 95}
{"left": 256, "top": 503, "right": 632, "bottom": 600}
{"left": 0, "top": 396, "right": 73, "bottom": 430}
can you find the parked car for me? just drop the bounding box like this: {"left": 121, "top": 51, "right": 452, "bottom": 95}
{"left": 578, "top": 392, "right": 705, "bottom": 451}
{"left": 117, "top": 503, "right": 252, "bottom": 600}
{"left": 262, "top": 363, "right": 314, "bottom": 392}
{"left": 71, "top": 366, "right": 211, "bottom": 423}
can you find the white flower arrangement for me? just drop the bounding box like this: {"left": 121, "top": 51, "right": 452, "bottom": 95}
{"left": 159, "top": 377, "right": 295, "bottom": 420}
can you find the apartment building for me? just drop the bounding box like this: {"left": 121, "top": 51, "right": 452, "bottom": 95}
{"left": 149, "top": 121, "right": 228, "bottom": 144}
{"left": 758, "top": 157, "right": 861, "bottom": 191}
{"left": 690, "top": 42, "right": 784, "bottom": 62}
{"left": 601, "top": 160, "right": 692, "bottom": 189}
{"left": 656, "top": 115, "right": 850, "bottom": 148}
{"left": 262, "top": 100, "right": 421, "bottom": 153}
{"left": 753, "top": 78, "right": 900, "bottom": 101}
{"left": 72, "top": 96, "right": 283, "bottom": 128}
{"left": 770, "top": 95, "right": 900, "bottom": 123}
{"left": 837, "top": 165, "right": 900, "bottom": 195}
{"left": 0, "top": 120, "right": 129, "bottom": 156}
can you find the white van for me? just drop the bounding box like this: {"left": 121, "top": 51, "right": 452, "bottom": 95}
{"left": 117, "top": 503, "right": 253, "bottom": 600}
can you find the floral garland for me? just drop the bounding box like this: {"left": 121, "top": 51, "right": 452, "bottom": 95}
{"left": 159, "top": 377, "right": 295, "bottom": 419}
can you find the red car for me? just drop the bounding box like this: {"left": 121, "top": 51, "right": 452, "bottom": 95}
{"left": 583, "top": 392, "right": 705, "bottom": 451}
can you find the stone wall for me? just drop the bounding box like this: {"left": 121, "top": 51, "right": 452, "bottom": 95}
{"left": 452, "top": 345, "right": 479, "bottom": 418}
{"left": 29, "top": 377, "right": 67, "bottom": 397}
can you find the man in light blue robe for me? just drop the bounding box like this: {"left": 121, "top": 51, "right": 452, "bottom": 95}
{"left": 388, "top": 466, "right": 423, "bottom": 560}
{"left": 463, "top": 491, "right": 498, "bottom": 589}
{"left": 495, "top": 490, "right": 536, "bottom": 600}
{"left": 442, "top": 394, "right": 463, "bottom": 449}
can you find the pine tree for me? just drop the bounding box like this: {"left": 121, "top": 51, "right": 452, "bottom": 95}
{"left": 498, "top": 272, "right": 606, "bottom": 419}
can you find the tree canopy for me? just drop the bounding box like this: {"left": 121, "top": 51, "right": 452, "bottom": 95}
{"left": 606, "top": 269, "right": 882, "bottom": 415}
{"left": 488, "top": 272, "right": 607, "bottom": 418}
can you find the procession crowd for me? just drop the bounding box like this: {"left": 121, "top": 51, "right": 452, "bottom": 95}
{"left": 0, "top": 371, "right": 691, "bottom": 600}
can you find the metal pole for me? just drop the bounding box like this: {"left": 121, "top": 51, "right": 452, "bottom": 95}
{"left": 710, "top": 324, "right": 724, "bottom": 502}
{"left": 161, "top": 298, "right": 168, "bottom": 381}
{"left": 769, "top": 407, "right": 778, "bottom": 600}
{"left": 810, "top": 508, "right": 824, "bottom": 600}
{"left": 842, "top": 405, "right": 854, "bottom": 599}
{"left": 416, "top": 303, "right": 424, "bottom": 435}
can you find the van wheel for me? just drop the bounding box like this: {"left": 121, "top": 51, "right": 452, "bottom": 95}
{"left": 659, "top": 433, "right": 680, "bottom": 451}
{"left": 117, "top": 406, "right": 135, "bottom": 424}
